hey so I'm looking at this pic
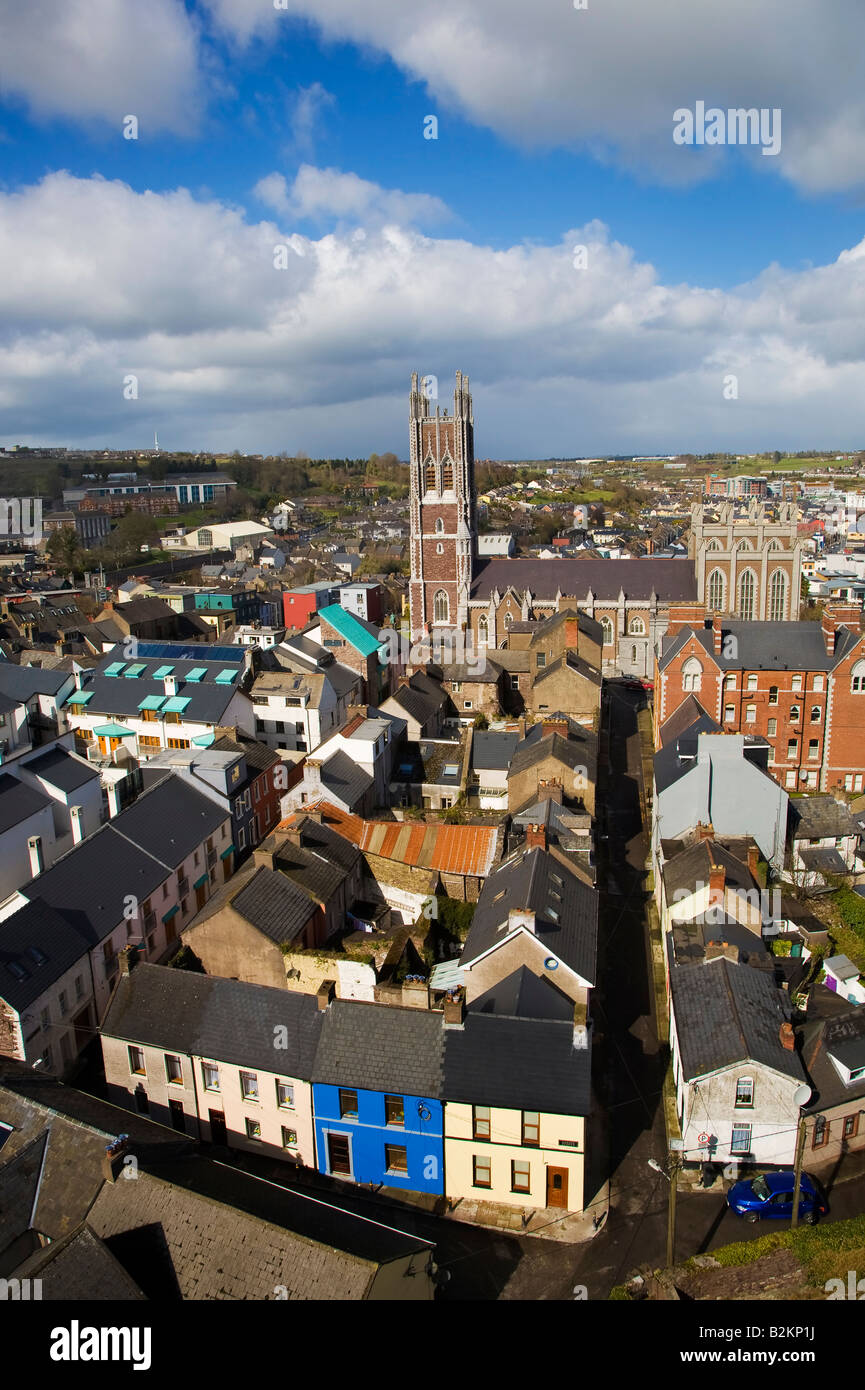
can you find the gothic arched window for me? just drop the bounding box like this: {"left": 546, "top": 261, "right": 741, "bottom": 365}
{"left": 707, "top": 568, "right": 726, "bottom": 613}
{"left": 436, "top": 542, "right": 444, "bottom": 555}
{"left": 503, "top": 611, "right": 513, "bottom": 629}
{"left": 442, "top": 463, "right": 454, "bottom": 490}
{"left": 435, "top": 517, "right": 444, "bottom": 534}
{"left": 628, "top": 616, "right": 645, "bottom": 636}
{"left": 478, "top": 614, "right": 488, "bottom": 646}
{"left": 600, "top": 617, "right": 613, "bottom": 647}
{"left": 424, "top": 464, "right": 436, "bottom": 493}
{"left": 768, "top": 569, "right": 787, "bottom": 622}
{"left": 739, "top": 568, "right": 756, "bottom": 621}
{"left": 682, "top": 657, "right": 703, "bottom": 692}
{"left": 433, "top": 590, "right": 449, "bottom": 625}
{"left": 852, "top": 660, "right": 865, "bottom": 693}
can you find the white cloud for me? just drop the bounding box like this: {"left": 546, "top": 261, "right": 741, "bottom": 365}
{"left": 0, "top": 0, "right": 202, "bottom": 134}
{"left": 203, "top": 0, "right": 865, "bottom": 194}
{"left": 255, "top": 166, "right": 451, "bottom": 227}
{"left": 3, "top": 172, "right": 865, "bottom": 454}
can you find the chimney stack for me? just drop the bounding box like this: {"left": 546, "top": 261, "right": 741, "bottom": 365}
{"left": 822, "top": 609, "right": 836, "bottom": 656}
{"left": 525, "top": 824, "right": 547, "bottom": 852}
{"left": 697, "top": 822, "right": 715, "bottom": 842}
{"left": 708, "top": 863, "right": 726, "bottom": 905}
{"left": 316, "top": 979, "right": 335, "bottom": 1011}
{"left": 27, "top": 835, "right": 44, "bottom": 877}
{"left": 70, "top": 805, "right": 85, "bottom": 845}
{"left": 101, "top": 1134, "right": 131, "bottom": 1184}
{"left": 747, "top": 844, "right": 760, "bottom": 878}
{"left": 564, "top": 615, "right": 578, "bottom": 650}
{"left": 508, "top": 907, "right": 536, "bottom": 934}
{"left": 779, "top": 1021, "right": 795, "bottom": 1052}
{"left": 443, "top": 987, "right": 465, "bottom": 1028}
{"left": 712, "top": 613, "right": 723, "bottom": 656}
{"left": 119, "top": 945, "right": 138, "bottom": 976}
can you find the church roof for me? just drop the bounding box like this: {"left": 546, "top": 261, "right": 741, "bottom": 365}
{"left": 469, "top": 557, "right": 697, "bottom": 604}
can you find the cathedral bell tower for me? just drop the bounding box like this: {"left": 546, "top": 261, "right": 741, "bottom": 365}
{"left": 408, "top": 371, "right": 477, "bottom": 639}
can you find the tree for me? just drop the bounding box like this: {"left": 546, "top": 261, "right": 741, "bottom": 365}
{"left": 46, "top": 526, "right": 84, "bottom": 575}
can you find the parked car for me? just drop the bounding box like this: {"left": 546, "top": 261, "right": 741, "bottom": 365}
{"left": 726, "top": 1171, "right": 827, "bottom": 1224}
{"left": 618, "top": 678, "right": 644, "bottom": 691}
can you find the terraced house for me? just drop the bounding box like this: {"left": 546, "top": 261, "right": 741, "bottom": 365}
{"left": 64, "top": 641, "right": 256, "bottom": 761}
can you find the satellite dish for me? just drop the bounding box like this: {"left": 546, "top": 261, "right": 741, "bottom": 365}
{"left": 794, "top": 1084, "right": 812, "bottom": 1108}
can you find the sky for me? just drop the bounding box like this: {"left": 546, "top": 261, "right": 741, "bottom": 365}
{"left": 2, "top": 0, "right": 865, "bottom": 459}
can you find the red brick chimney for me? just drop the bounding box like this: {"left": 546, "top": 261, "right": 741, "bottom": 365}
{"left": 708, "top": 863, "right": 726, "bottom": 905}
{"left": 697, "top": 822, "right": 715, "bottom": 842}
{"left": 526, "top": 824, "right": 547, "bottom": 851}
{"left": 564, "top": 615, "right": 578, "bottom": 649}
{"left": 712, "top": 613, "right": 723, "bottom": 656}
{"left": 822, "top": 608, "right": 837, "bottom": 656}
{"left": 747, "top": 844, "right": 759, "bottom": 878}
{"left": 779, "top": 1021, "right": 795, "bottom": 1052}
{"left": 542, "top": 718, "right": 569, "bottom": 738}
{"left": 667, "top": 603, "right": 708, "bottom": 637}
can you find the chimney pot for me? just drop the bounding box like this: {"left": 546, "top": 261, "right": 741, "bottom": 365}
{"left": 779, "top": 1021, "right": 795, "bottom": 1052}
{"left": 526, "top": 823, "right": 547, "bottom": 851}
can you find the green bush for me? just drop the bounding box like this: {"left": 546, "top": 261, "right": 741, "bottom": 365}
{"left": 435, "top": 896, "right": 476, "bottom": 939}
{"left": 834, "top": 887, "right": 865, "bottom": 942}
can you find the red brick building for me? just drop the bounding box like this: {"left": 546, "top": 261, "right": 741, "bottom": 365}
{"left": 655, "top": 603, "right": 865, "bottom": 795}
{"left": 408, "top": 371, "right": 477, "bottom": 637}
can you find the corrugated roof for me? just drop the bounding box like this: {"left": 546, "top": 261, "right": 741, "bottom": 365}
{"left": 359, "top": 821, "right": 498, "bottom": 877}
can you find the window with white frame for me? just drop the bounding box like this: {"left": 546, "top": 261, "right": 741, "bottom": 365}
{"left": 735, "top": 1077, "right": 754, "bottom": 1108}
{"left": 240, "top": 1071, "right": 259, "bottom": 1101}
{"left": 682, "top": 657, "right": 703, "bottom": 692}
{"left": 202, "top": 1062, "right": 219, "bottom": 1091}
{"left": 730, "top": 1122, "right": 752, "bottom": 1154}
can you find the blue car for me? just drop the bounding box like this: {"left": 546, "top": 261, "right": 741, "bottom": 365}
{"left": 726, "top": 1171, "right": 827, "bottom": 1224}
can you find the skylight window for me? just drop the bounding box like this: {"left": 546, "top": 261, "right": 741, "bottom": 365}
{"left": 7, "top": 961, "right": 28, "bottom": 980}
{"left": 443, "top": 763, "right": 460, "bottom": 777}
{"left": 153, "top": 664, "right": 175, "bottom": 678}
{"left": 548, "top": 907, "right": 560, "bottom": 922}
{"left": 27, "top": 946, "right": 47, "bottom": 965}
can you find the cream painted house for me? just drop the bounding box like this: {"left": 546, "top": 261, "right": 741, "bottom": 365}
{"left": 100, "top": 960, "right": 323, "bottom": 1167}
{"left": 442, "top": 974, "right": 592, "bottom": 1214}
{"left": 670, "top": 957, "right": 808, "bottom": 1168}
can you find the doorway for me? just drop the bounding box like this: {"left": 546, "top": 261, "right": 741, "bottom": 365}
{"left": 546, "top": 1166, "right": 568, "bottom": 1209}
{"left": 326, "top": 1131, "right": 352, "bottom": 1176}
{"left": 209, "top": 1110, "right": 227, "bottom": 1145}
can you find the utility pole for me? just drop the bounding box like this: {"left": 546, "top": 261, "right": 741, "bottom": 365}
{"left": 667, "top": 1151, "right": 682, "bottom": 1268}
{"left": 791, "top": 1111, "right": 807, "bottom": 1229}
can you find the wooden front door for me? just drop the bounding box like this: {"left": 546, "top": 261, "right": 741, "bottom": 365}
{"left": 209, "top": 1110, "right": 227, "bottom": 1145}
{"left": 195, "top": 882, "right": 207, "bottom": 911}
{"left": 546, "top": 1166, "right": 568, "bottom": 1209}
{"left": 327, "top": 1131, "right": 352, "bottom": 1176}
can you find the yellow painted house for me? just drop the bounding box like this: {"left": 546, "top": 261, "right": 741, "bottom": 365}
{"left": 442, "top": 970, "right": 591, "bottom": 1213}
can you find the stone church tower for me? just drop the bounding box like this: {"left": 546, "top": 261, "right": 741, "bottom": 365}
{"left": 408, "top": 371, "right": 477, "bottom": 638}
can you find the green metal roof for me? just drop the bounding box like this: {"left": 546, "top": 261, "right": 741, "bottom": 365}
{"left": 186, "top": 667, "right": 208, "bottom": 682}
{"left": 93, "top": 722, "right": 135, "bottom": 737}
{"left": 318, "top": 603, "right": 381, "bottom": 657}
{"left": 162, "top": 696, "right": 191, "bottom": 713}
{"left": 138, "top": 695, "right": 166, "bottom": 712}
{"left": 153, "top": 664, "right": 174, "bottom": 678}
{"left": 192, "top": 733, "right": 214, "bottom": 747}
{"left": 215, "top": 669, "right": 236, "bottom": 684}
{"left": 65, "top": 690, "right": 94, "bottom": 706}
{"left": 123, "top": 663, "right": 146, "bottom": 678}
{"left": 104, "top": 662, "right": 126, "bottom": 677}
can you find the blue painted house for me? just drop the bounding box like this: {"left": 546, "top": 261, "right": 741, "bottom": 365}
{"left": 312, "top": 1000, "right": 445, "bottom": 1195}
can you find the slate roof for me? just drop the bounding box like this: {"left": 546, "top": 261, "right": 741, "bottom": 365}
{"left": 312, "top": 999, "right": 445, "bottom": 1098}
{"left": 658, "top": 695, "right": 720, "bottom": 748}
{"left": 470, "top": 556, "right": 696, "bottom": 602}
{"left": 88, "top": 1161, "right": 430, "bottom": 1300}
{"left": 534, "top": 651, "right": 602, "bottom": 689}
{"left": 443, "top": 1011, "right": 591, "bottom": 1114}
{"left": 790, "top": 795, "right": 856, "bottom": 841}
{"left": 670, "top": 957, "right": 805, "bottom": 1082}
{"left": 230, "top": 866, "right": 320, "bottom": 945}
{"left": 318, "top": 749, "right": 374, "bottom": 809}
{"left": 462, "top": 844, "right": 598, "bottom": 983}
{"left": 471, "top": 731, "right": 520, "bottom": 772}
{"left": 271, "top": 818, "right": 361, "bottom": 902}
{"left": 799, "top": 997, "right": 865, "bottom": 1115}
{"left": 470, "top": 966, "right": 575, "bottom": 1021}
{"left": 102, "top": 963, "right": 323, "bottom": 1076}
{"left": 661, "top": 840, "right": 758, "bottom": 900}
{"left": 15, "top": 1224, "right": 147, "bottom": 1300}
{"left": 508, "top": 729, "right": 597, "bottom": 782}
{"left": 16, "top": 825, "right": 168, "bottom": 945}
{"left": 659, "top": 620, "right": 861, "bottom": 672}
{"left": 0, "top": 665, "right": 70, "bottom": 699}
{"left": 19, "top": 746, "right": 100, "bottom": 793}
{"left": 798, "top": 847, "right": 849, "bottom": 875}
{"left": 0, "top": 897, "right": 91, "bottom": 1011}
{"left": 0, "top": 774, "right": 51, "bottom": 834}
{"left": 70, "top": 642, "right": 248, "bottom": 725}
{"left": 108, "top": 775, "right": 228, "bottom": 865}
